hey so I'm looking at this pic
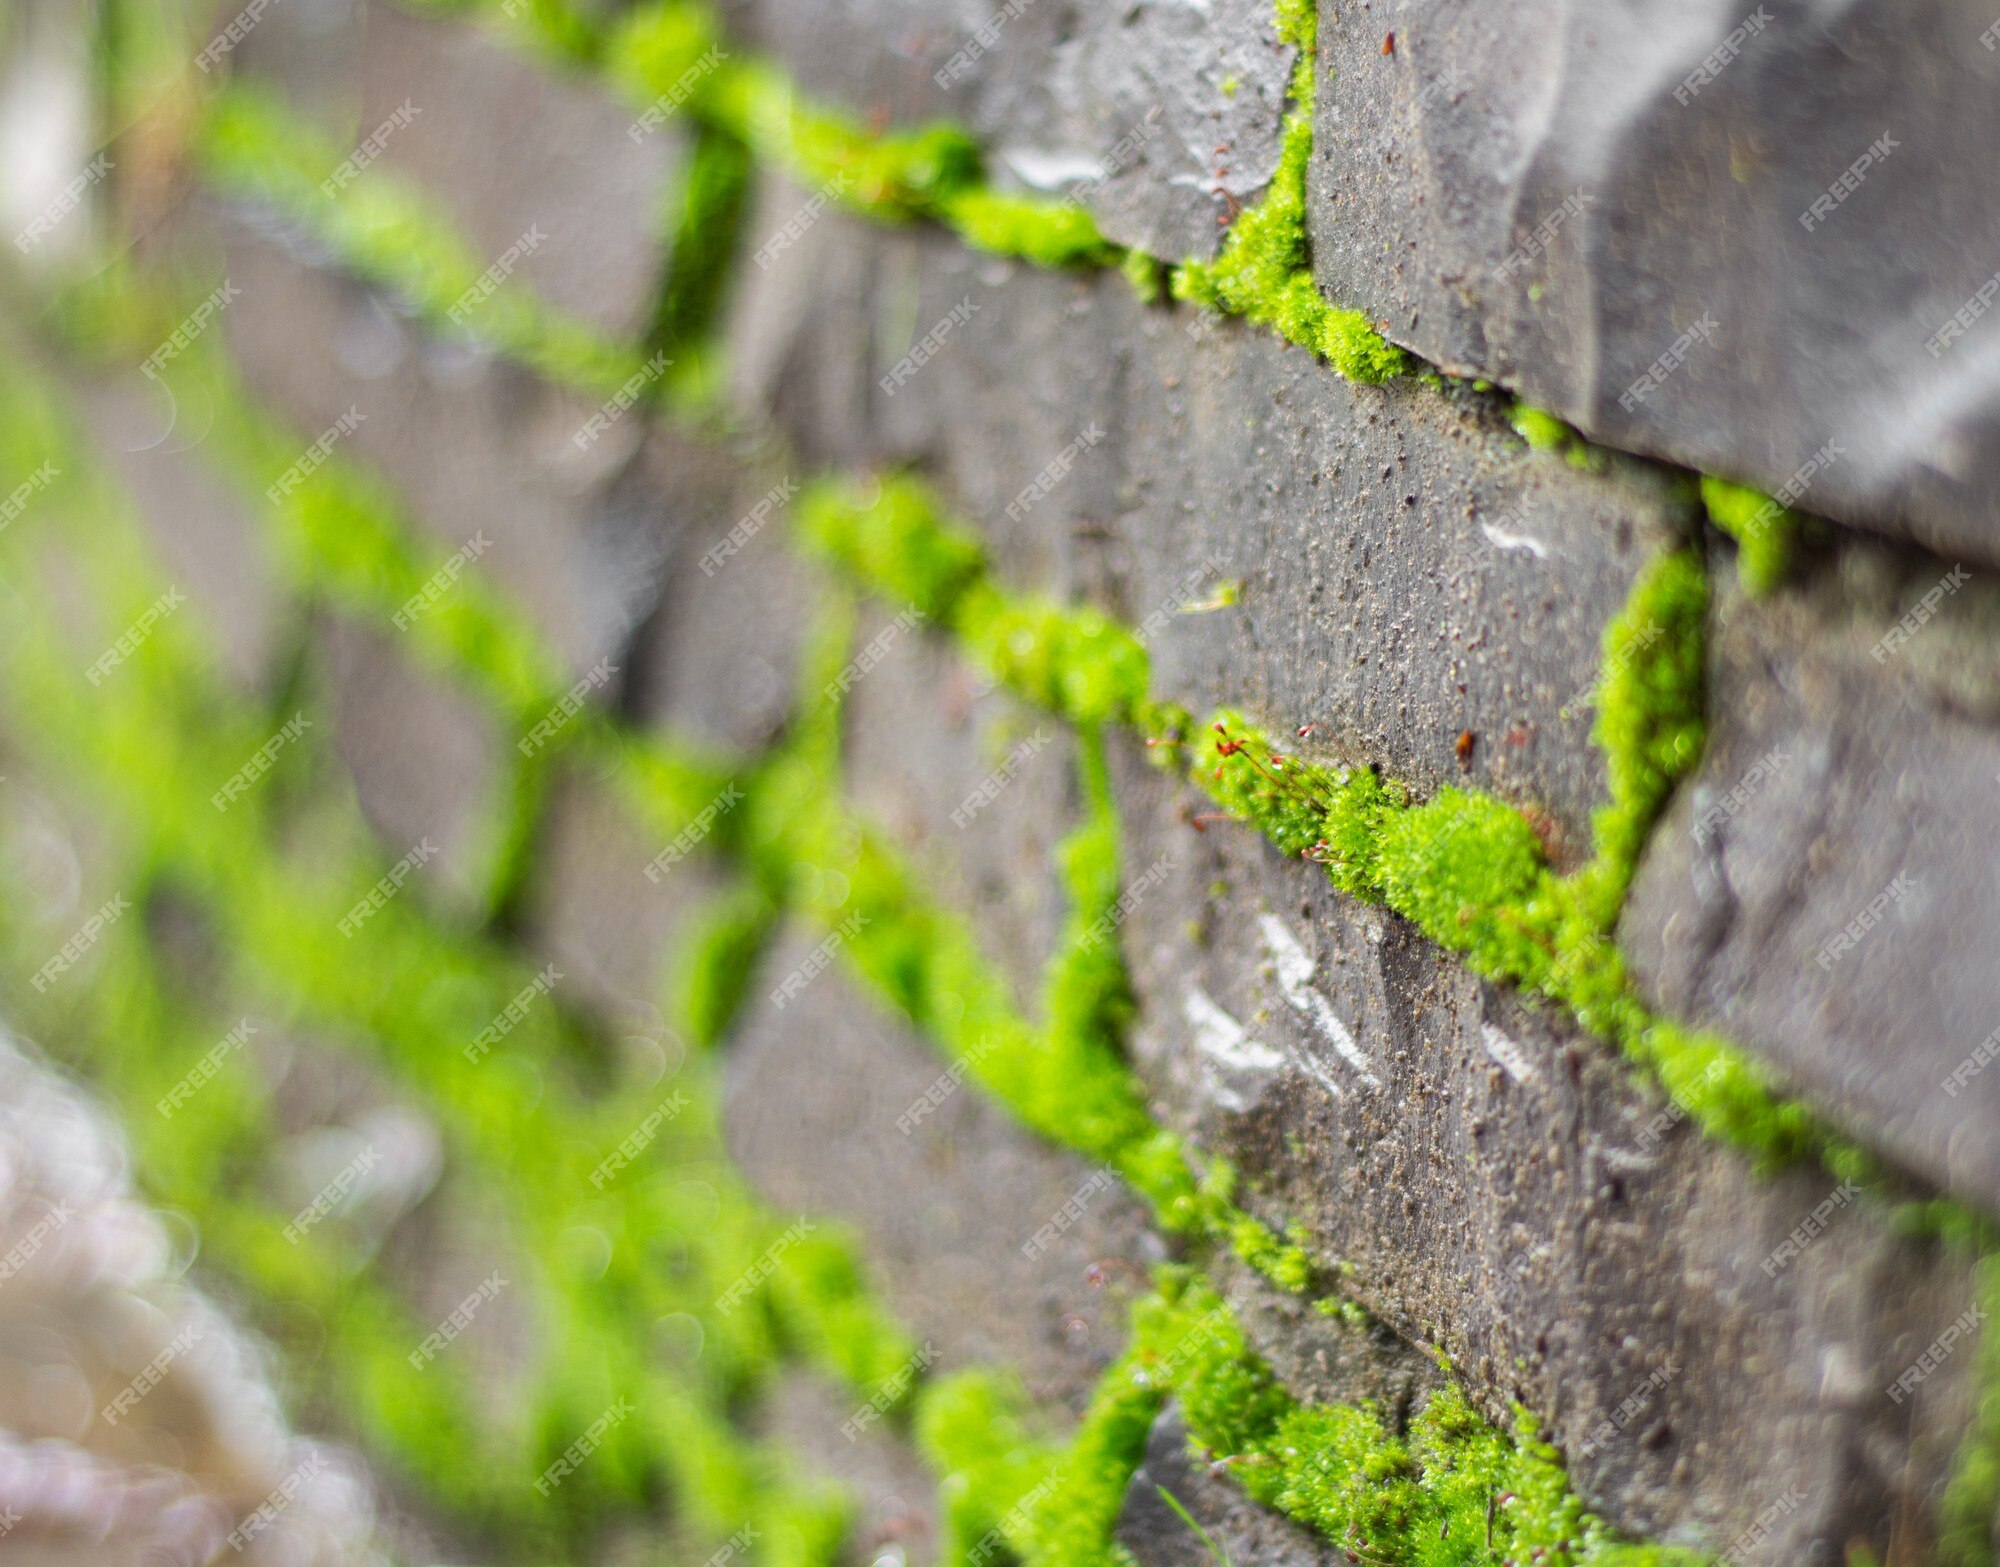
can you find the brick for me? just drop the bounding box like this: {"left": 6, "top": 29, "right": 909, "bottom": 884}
{"left": 725, "top": 935, "right": 1158, "bottom": 1420}
{"left": 1307, "top": 0, "right": 2000, "bottom": 566}
{"left": 729, "top": 190, "right": 1695, "bottom": 855}
{"left": 723, "top": 0, "right": 1294, "bottom": 258}
{"left": 1624, "top": 533, "right": 2000, "bottom": 1215}
{"left": 1102, "top": 729, "right": 1979, "bottom": 1557}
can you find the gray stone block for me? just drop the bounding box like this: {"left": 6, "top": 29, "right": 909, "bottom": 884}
{"left": 631, "top": 444, "right": 817, "bottom": 755}
{"left": 1308, "top": 0, "right": 2000, "bottom": 566}
{"left": 1623, "top": 533, "right": 2000, "bottom": 1217}
{"left": 724, "top": 935, "right": 1159, "bottom": 1420}
{"left": 322, "top": 614, "right": 506, "bottom": 915}
{"left": 523, "top": 766, "right": 736, "bottom": 1021}
{"left": 728, "top": 193, "right": 1698, "bottom": 855}
{"left": 219, "top": 225, "right": 677, "bottom": 678}
{"left": 355, "top": 1, "right": 679, "bottom": 339}
{"left": 843, "top": 603, "right": 1080, "bottom": 1010}
{"left": 1102, "top": 729, "right": 1981, "bottom": 1559}
{"left": 721, "top": 0, "right": 1294, "bottom": 258}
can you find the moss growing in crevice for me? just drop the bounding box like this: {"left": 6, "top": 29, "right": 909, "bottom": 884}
{"left": 922, "top": 1272, "right": 1707, "bottom": 1567}
{"left": 1167, "top": 0, "right": 1407, "bottom": 383}
{"left": 1699, "top": 474, "right": 1799, "bottom": 598}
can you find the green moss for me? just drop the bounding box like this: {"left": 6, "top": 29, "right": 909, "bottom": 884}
{"left": 1700, "top": 474, "right": 1797, "bottom": 597}
{"left": 1508, "top": 402, "right": 1574, "bottom": 453}
{"left": 1168, "top": 23, "right": 1408, "bottom": 384}
{"left": 796, "top": 474, "right": 988, "bottom": 622}
{"left": 941, "top": 189, "right": 1120, "bottom": 269}
{"left": 1124, "top": 1275, "right": 1704, "bottom": 1567}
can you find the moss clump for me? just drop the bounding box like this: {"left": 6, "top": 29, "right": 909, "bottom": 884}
{"left": 1169, "top": 4, "right": 1408, "bottom": 384}
{"left": 1581, "top": 548, "right": 1708, "bottom": 919}
{"left": 941, "top": 189, "right": 1121, "bottom": 269}
{"left": 1700, "top": 474, "right": 1797, "bottom": 597}
{"left": 795, "top": 474, "right": 988, "bottom": 621}
{"left": 1117, "top": 1275, "right": 1705, "bottom": 1567}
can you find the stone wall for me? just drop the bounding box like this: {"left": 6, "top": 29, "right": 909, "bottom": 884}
{"left": 0, "top": 0, "right": 1994, "bottom": 1564}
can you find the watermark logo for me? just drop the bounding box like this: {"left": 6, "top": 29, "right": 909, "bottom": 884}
{"left": 699, "top": 478, "right": 799, "bottom": 576}
{"left": 1005, "top": 425, "right": 1105, "bottom": 522}
{"left": 13, "top": 153, "right": 112, "bottom": 254}
{"left": 158, "top": 1019, "right": 258, "bottom": 1117}
{"left": 447, "top": 226, "right": 547, "bottom": 325}
{"left": 1672, "top": 7, "right": 1775, "bottom": 105}
{"left": 716, "top": 1219, "right": 817, "bottom": 1314}
{"left": 643, "top": 783, "right": 744, "bottom": 882}
{"left": 409, "top": 1272, "right": 508, "bottom": 1367}
{"left": 573, "top": 353, "right": 672, "bottom": 450}
{"left": 337, "top": 838, "right": 438, "bottom": 936}
{"left": 753, "top": 174, "right": 851, "bottom": 270}
{"left": 588, "top": 1092, "right": 690, "bottom": 1188}
{"left": 267, "top": 407, "right": 366, "bottom": 503}
{"left": 935, "top": 0, "right": 1038, "bottom": 87}
{"left": 825, "top": 609, "right": 925, "bottom": 701}
{"left": 769, "top": 913, "right": 868, "bottom": 1010}
{"left": 213, "top": 713, "right": 311, "bottom": 811}
{"left": 0, "top": 461, "right": 58, "bottom": 530}
{"left": 534, "top": 1398, "right": 635, "bottom": 1495}
{"left": 519, "top": 658, "right": 618, "bottom": 756}
{"left": 1618, "top": 312, "right": 1721, "bottom": 412}
{"left": 227, "top": 1451, "right": 328, "bottom": 1551}
{"left": 85, "top": 589, "right": 185, "bottom": 684}
{"left": 951, "top": 730, "right": 1053, "bottom": 828}
{"left": 1495, "top": 187, "right": 1591, "bottom": 282}
{"left": 1799, "top": 131, "right": 1896, "bottom": 232}
{"left": 1759, "top": 1180, "right": 1862, "bottom": 1277}
{"left": 141, "top": 279, "right": 241, "bottom": 380}
{"left": 321, "top": 101, "right": 421, "bottom": 197}
{"left": 465, "top": 965, "right": 561, "bottom": 1062}
{"left": 880, "top": 297, "right": 981, "bottom": 395}
{"left": 197, "top": 0, "right": 287, "bottom": 72}
{"left": 1021, "top": 1170, "right": 1115, "bottom": 1258}
{"left": 629, "top": 45, "right": 727, "bottom": 139}
{"left": 283, "top": 1145, "right": 381, "bottom": 1244}
{"left": 1871, "top": 565, "right": 1970, "bottom": 662}
{"left": 102, "top": 1327, "right": 203, "bottom": 1425}
{"left": 31, "top": 894, "right": 132, "bottom": 991}
{"left": 393, "top": 532, "right": 492, "bottom": 628}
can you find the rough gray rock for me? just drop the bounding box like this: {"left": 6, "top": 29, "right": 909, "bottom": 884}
{"left": 728, "top": 183, "right": 1698, "bottom": 858}
{"left": 843, "top": 603, "right": 1081, "bottom": 1010}
{"left": 1308, "top": 0, "right": 2000, "bottom": 568}
{"left": 1623, "top": 534, "right": 2000, "bottom": 1217}
{"left": 721, "top": 0, "right": 1295, "bottom": 258}
{"left": 219, "top": 224, "right": 677, "bottom": 679}
{"left": 354, "top": 1, "right": 679, "bottom": 339}
{"left": 724, "top": 934, "right": 1159, "bottom": 1420}
{"left": 524, "top": 767, "right": 737, "bottom": 1020}
{"left": 630, "top": 438, "right": 819, "bottom": 755}
{"left": 1103, "top": 729, "right": 1982, "bottom": 1561}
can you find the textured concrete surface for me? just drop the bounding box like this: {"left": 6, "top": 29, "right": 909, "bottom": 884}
{"left": 1309, "top": 0, "right": 2000, "bottom": 568}
{"left": 1624, "top": 534, "right": 2000, "bottom": 1215}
